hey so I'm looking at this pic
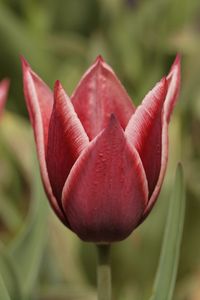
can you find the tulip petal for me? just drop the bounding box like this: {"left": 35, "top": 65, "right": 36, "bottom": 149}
{"left": 46, "top": 81, "right": 89, "bottom": 202}
{"left": 21, "top": 58, "right": 53, "bottom": 150}
{"left": 142, "top": 55, "right": 181, "bottom": 219}
{"left": 125, "top": 78, "right": 167, "bottom": 197}
{"left": 62, "top": 115, "right": 148, "bottom": 242}
{"left": 22, "top": 58, "right": 67, "bottom": 224}
{"left": 165, "top": 54, "right": 181, "bottom": 122}
{"left": 0, "top": 79, "right": 9, "bottom": 114}
{"left": 71, "top": 56, "right": 135, "bottom": 140}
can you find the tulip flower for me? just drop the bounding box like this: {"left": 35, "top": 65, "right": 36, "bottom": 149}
{"left": 0, "top": 79, "right": 9, "bottom": 115}
{"left": 22, "top": 55, "right": 180, "bottom": 243}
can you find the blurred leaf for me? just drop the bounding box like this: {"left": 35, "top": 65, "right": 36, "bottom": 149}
{"left": 0, "top": 244, "right": 23, "bottom": 300}
{"left": 0, "top": 2, "right": 53, "bottom": 73}
{"left": 48, "top": 33, "right": 87, "bottom": 57}
{"left": 8, "top": 155, "right": 49, "bottom": 298}
{"left": 149, "top": 163, "right": 185, "bottom": 300}
{"left": 0, "top": 2, "right": 56, "bottom": 114}
{"left": 0, "top": 273, "right": 11, "bottom": 300}
{"left": 0, "top": 113, "right": 33, "bottom": 179}
{"left": 48, "top": 0, "right": 99, "bottom": 36}
{"left": 0, "top": 192, "right": 22, "bottom": 231}
{"left": 40, "top": 284, "right": 96, "bottom": 300}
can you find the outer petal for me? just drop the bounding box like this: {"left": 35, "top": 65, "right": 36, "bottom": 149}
{"left": 125, "top": 78, "right": 167, "bottom": 197}
{"left": 21, "top": 58, "right": 53, "bottom": 151}
{"left": 22, "top": 58, "right": 67, "bottom": 224}
{"left": 62, "top": 115, "right": 148, "bottom": 242}
{"left": 165, "top": 54, "right": 181, "bottom": 122}
{"left": 71, "top": 56, "right": 135, "bottom": 140}
{"left": 0, "top": 79, "right": 9, "bottom": 115}
{"left": 142, "top": 55, "right": 181, "bottom": 218}
{"left": 46, "top": 81, "right": 89, "bottom": 203}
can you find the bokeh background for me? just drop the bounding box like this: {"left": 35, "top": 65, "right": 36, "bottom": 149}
{"left": 0, "top": 0, "right": 200, "bottom": 299}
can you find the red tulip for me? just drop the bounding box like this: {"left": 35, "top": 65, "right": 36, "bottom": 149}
{"left": 0, "top": 79, "right": 9, "bottom": 115}
{"left": 22, "top": 55, "right": 180, "bottom": 242}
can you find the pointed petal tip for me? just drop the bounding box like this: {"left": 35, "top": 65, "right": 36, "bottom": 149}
{"left": 0, "top": 78, "right": 10, "bottom": 109}
{"left": 54, "top": 80, "right": 62, "bottom": 92}
{"left": 0, "top": 78, "right": 10, "bottom": 89}
{"left": 110, "top": 112, "right": 116, "bottom": 121}
{"left": 170, "top": 54, "right": 181, "bottom": 72}
{"left": 53, "top": 80, "right": 72, "bottom": 110}
{"left": 95, "top": 54, "right": 105, "bottom": 64}
{"left": 174, "top": 53, "right": 181, "bottom": 65}
{"left": 161, "top": 76, "right": 167, "bottom": 87}
{"left": 54, "top": 80, "right": 70, "bottom": 102}
{"left": 163, "top": 76, "right": 168, "bottom": 91}
{"left": 53, "top": 80, "right": 63, "bottom": 105}
{"left": 20, "top": 56, "right": 30, "bottom": 70}
{"left": 104, "top": 113, "right": 125, "bottom": 138}
{"left": 150, "top": 76, "right": 167, "bottom": 99}
{"left": 93, "top": 55, "right": 107, "bottom": 69}
{"left": 109, "top": 113, "right": 121, "bottom": 127}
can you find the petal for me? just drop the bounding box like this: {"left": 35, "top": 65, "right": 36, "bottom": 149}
{"left": 0, "top": 79, "right": 9, "bottom": 115}
{"left": 22, "top": 58, "right": 67, "bottom": 224}
{"left": 62, "top": 115, "right": 148, "bottom": 242}
{"left": 71, "top": 56, "right": 135, "bottom": 140}
{"left": 142, "top": 55, "right": 181, "bottom": 219}
{"left": 46, "top": 81, "right": 89, "bottom": 203}
{"left": 125, "top": 78, "right": 168, "bottom": 197}
{"left": 21, "top": 57, "right": 53, "bottom": 151}
{"left": 165, "top": 54, "right": 181, "bottom": 122}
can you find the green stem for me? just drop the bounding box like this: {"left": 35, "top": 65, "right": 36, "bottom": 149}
{"left": 96, "top": 244, "right": 112, "bottom": 300}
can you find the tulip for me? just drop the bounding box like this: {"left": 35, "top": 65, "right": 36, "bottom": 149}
{"left": 0, "top": 79, "right": 9, "bottom": 115}
{"left": 22, "top": 55, "right": 180, "bottom": 243}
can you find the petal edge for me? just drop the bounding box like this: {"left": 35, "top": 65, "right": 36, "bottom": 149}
{"left": 22, "top": 58, "right": 67, "bottom": 224}
{"left": 46, "top": 80, "right": 89, "bottom": 202}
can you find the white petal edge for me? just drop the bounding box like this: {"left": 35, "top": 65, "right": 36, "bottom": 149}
{"left": 22, "top": 61, "right": 67, "bottom": 224}
{"left": 141, "top": 55, "right": 181, "bottom": 219}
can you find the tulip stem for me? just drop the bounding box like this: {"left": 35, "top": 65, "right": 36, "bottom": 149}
{"left": 96, "top": 244, "right": 112, "bottom": 300}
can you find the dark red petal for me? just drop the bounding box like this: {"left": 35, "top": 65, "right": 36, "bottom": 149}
{"left": 71, "top": 56, "right": 135, "bottom": 140}
{"left": 46, "top": 81, "right": 89, "bottom": 203}
{"left": 0, "top": 79, "right": 9, "bottom": 115}
{"left": 125, "top": 78, "right": 167, "bottom": 197}
{"left": 22, "top": 58, "right": 67, "bottom": 224}
{"left": 142, "top": 55, "right": 181, "bottom": 219}
{"left": 62, "top": 115, "right": 148, "bottom": 243}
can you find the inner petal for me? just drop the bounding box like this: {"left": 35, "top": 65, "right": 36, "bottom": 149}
{"left": 46, "top": 81, "right": 89, "bottom": 202}
{"left": 71, "top": 56, "right": 135, "bottom": 140}
{"left": 125, "top": 78, "right": 167, "bottom": 197}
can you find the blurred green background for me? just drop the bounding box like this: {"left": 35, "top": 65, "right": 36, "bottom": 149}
{"left": 0, "top": 0, "right": 200, "bottom": 299}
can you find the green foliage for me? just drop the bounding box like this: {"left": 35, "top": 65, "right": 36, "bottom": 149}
{"left": 8, "top": 158, "right": 48, "bottom": 298}
{"left": 0, "top": 245, "right": 22, "bottom": 300}
{"left": 0, "top": 115, "right": 49, "bottom": 300}
{"left": 0, "top": 273, "right": 11, "bottom": 300}
{"left": 150, "top": 164, "right": 185, "bottom": 300}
